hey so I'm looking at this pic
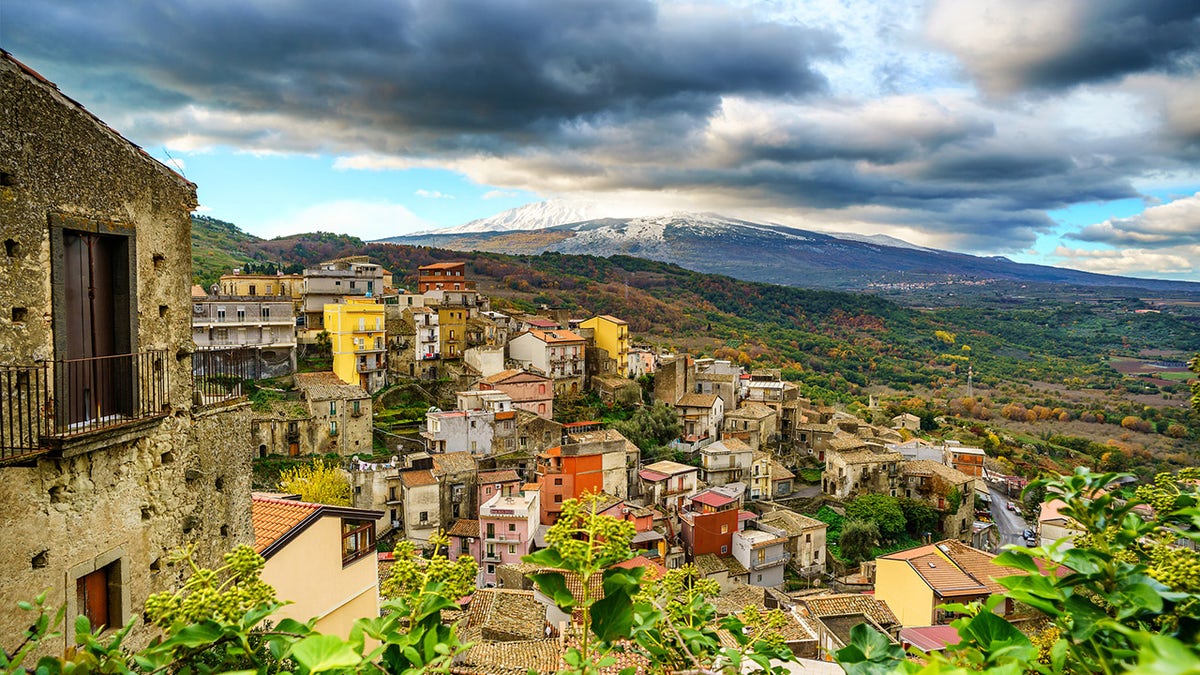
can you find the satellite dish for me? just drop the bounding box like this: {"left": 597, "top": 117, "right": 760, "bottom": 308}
{"left": 428, "top": 406, "right": 442, "bottom": 413}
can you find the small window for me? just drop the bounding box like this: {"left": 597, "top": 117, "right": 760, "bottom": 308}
{"left": 720, "top": 545, "right": 728, "bottom": 554}
{"left": 341, "top": 519, "right": 375, "bottom": 566}
{"left": 509, "top": 522, "right": 516, "bottom": 531}
{"left": 721, "top": 524, "right": 729, "bottom": 534}
{"left": 554, "top": 478, "right": 563, "bottom": 486}
{"left": 486, "top": 564, "right": 495, "bottom": 574}
{"left": 329, "top": 421, "right": 338, "bottom": 435}
{"left": 419, "top": 511, "right": 429, "bottom": 522}
{"left": 509, "top": 544, "right": 516, "bottom": 554}
{"left": 554, "top": 494, "right": 563, "bottom": 503}
{"left": 330, "top": 401, "right": 337, "bottom": 415}
{"left": 261, "top": 306, "right": 270, "bottom": 319}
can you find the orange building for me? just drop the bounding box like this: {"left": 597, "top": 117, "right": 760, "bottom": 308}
{"left": 536, "top": 446, "right": 605, "bottom": 524}
{"left": 417, "top": 262, "right": 468, "bottom": 293}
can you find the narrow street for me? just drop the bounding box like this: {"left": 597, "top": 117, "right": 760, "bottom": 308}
{"left": 988, "top": 484, "right": 1031, "bottom": 551}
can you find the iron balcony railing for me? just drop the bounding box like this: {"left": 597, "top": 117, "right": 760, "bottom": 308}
{"left": 1, "top": 350, "right": 170, "bottom": 463}
{"left": 749, "top": 551, "right": 791, "bottom": 570}
{"left": 191, "top": 349, "right": 256, "bottom": 407}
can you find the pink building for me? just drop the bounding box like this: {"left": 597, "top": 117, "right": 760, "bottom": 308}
{"left": 478, "top": 369, "right": 555, "bottom": 419}
{"left": 478, "top": 468, "right": 523, "bottom": 506}
{"left": 447, "top": 518, "right": 480, "bottom": 563}
{"left": 479, "top": 486, "right": 540, "bottom": 587}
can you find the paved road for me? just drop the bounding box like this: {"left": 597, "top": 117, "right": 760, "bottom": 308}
{"left": 988, "top": 484, "right": 1032, "bottom": 551}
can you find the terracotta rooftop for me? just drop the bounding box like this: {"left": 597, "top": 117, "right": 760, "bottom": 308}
{"left": 796, "top": 593, "right": 899, "bottom": 627}
{"left": 400, "top": 469, "right": 438, "bottom": 489}
{"left": 757, "top": 509, "right": 826, "bottom": 536}
{"left": 691, "top": 489, "right": 737, "bottom": 508}
{"left": 676, "top": 392, "right": 719, "bottom": 408}
{"left": 880, "top": 539, "right": 1026, "bottom": 597}
{"left": 463, "top": 588, "right": 546, "bottom": 642}
{"left": 446, "top": 518, "right": 480, "bottom": 538}
{"left": 294, "top": 371, "right": 370, "bottom": 400}
{"left": 611, "top": 555, "right": 666, "bottom": 580}
{"left": 900, "top": 625, "right": 962, "bottom": 651}
{"left": 770, "top": 459, "right": 795, "bottom": 482}
{"left": 483, "top": 368, "right": 549, "bottom": 384}
{"left": 726, "top": 403, "right": 776, "bottom": 419}
{"left": 528, "top": 329, "right": 585, "bottom": 344}
{"left": 712, "top": 581, "right": 766, "bottom": 615}
{"left": 432, "top": 452, "right": 477, "bottom": 476}
{"left": 479, "top": 469, "right": 522, "bottom": 484}
{"left": 419, "top": 262, "right": 465, "bottom": 270}
{"left": 827, "top": 435, "right": 871, "bottom": 452}
{"left": 251, "top": 496, "right": 320, "bottom": 553}
{"left": 903, "top": 460, "right": 972, "bottom": 485}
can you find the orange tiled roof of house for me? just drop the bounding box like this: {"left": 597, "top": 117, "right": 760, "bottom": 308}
{"left": 400, "top": 469, "right": 438, "bottom": 488}
{"left": 446, "top": 518, "right": 480, "bottom": 538}
{"left": 479, "top": 469, "right": 522, "bottom": 483}
{"left": 529, "top": 329, "right": 585, "bottom": 344}
{"left": 251, "top": 495, "right": 321, "bottom": 553}
{"left": 798, "top": 593, "right": 900, "bottom": 627}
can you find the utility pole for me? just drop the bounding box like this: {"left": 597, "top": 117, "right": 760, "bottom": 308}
{"left": 967, "top": 364, "right": 974, "bottom": 399}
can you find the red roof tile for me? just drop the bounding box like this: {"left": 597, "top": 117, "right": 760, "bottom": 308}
{"left": 251, "top": 496, "right": 321, "bottom": 553}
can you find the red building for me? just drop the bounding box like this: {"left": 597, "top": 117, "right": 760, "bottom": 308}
{"left": 681, "top": 489, "right": 740, "bottom": 556}
{"left": 417, "top": 262, "right": 468, "bottom": 293}
{"left": 536, "top": 446, "right": 605, "bottom": 524}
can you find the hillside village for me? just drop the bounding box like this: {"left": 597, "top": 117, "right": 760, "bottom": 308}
{"left": 0, "top": 49, "right": 1160, "bottom": 673}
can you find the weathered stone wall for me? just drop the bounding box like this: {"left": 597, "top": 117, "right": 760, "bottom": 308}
{"left": 0, "top": 55, "right": 251, "bottom": 653}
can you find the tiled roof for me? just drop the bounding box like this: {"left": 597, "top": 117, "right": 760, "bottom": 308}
{"left": 565, "top": 428, "right": 632, "bottom": 445}
{"left": 720, "top": 555, "right": 749, "bottom": 577}
{"left": 451, "top": 639, "right": 560, "bottom": 675}
{"left": 533, "top": 567, "right": 605, "bottom": 605}
{"left": 479, "top": 469, "right": 522, "bottom": 484}
{"left": 757, "top": 509, "right": 826, "bottom": 536}
{"left": 483, "top": 368, "right": 550, "bottom": 384}
{"left": 797, "top": 593, "right": 900, "bottom": 627}
{"left": 693, "top": 554, "right": 726, "bottom": 577}
{"left": 676, "top": 392, "right": 719, "bottom": 408}
{"left": 294, "top": 371, "right": 370, "bottom": 400}
{"left": 643, "top": 460, "right": 696, "bottom": 476}
{"left": 251, "top": 496, "right": 320, "bottom": 553}
{"left": 419, "top": 262, "right": 465, "bottom": 270}
{"left": 612, "top": 555, "right": 666, "bottom": 580}
{"left": 702, "top": 438, "right": 751, "bottom": 454}
{"left": 900, "top": 625, "right": 961, "bottom": 651}
{"left": 529, "top": 329, "right": 585, "bottom": 344}
{"left": 902, "top": 460, "right": 971, "bottom": 485}
{"left": 934, "top": 539, "right": 1025, "bottom": 594}
{"left": 597, "top": 314, "right": 628, "bottom": 325}
{"left": 715, "top": 609, "right": 814, "bottom": 647}
{"left": 463, "top": 588, "right": 546, "bottom": 641}
{"left": 828, "top": 435, "right": 870, "bottom": 452}
{"left": 770, "top": 460, "right": 795, "bottom": 481}
{"left": 638, "top": 469, "right": 669, "bottom": 482}
{"left": 400, "top": 469, "right": 438, "bottom": 488}
{"left": 432, "top": 452, "right": 477, "bottom": 476}
{"left": 691, "top": 489, "right": 737, "bottom": 508}
{"left": 446, "top": 519, "right": 480, "bottom": 538}
{"left": 835, "top": 449, "right": 903, "bottom": 464}
{"left": 726, "top": 403, "right": 775, "bottom": 419}
{"left": 881, "top": 540, "right": 1024, "bottom": 598}
{"left": 712, "top": 582, "right": 766, "bottom": 615}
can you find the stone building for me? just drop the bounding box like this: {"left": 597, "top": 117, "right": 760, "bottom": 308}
{"left": 821, "top": 444, "right": 903, "bottom": 500}
{"left": 900, "top": 460, "right": 975, "bottom": 542}
{"left": 191, "top": 296, "right": 297, "bottom": 378}
{"left": 0, "top": 51, "right": 252, "bottom": 651}
{"left": 722, "top": 403, "right": 777, "bottom": 452}
{"left": 294, "top": 372, "right": 373, "bottom": 456}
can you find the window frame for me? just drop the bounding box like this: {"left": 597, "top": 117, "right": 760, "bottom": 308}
{"left": 341, "top": 519, "right": 375, "bottom": 566}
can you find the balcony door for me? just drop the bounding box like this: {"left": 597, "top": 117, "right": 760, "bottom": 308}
{"left": 60, "top": 229, "right": 132, "bottom": 425}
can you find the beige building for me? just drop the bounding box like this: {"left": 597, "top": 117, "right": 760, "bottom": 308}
{"left": 723, "top": 403, "right": 777, "bottom": 452}
{"left": 821, "top": 444, "right": 903, "bottom": 499}
{"left": 217, "top": 271, "right": 304, "bottom": 310}
{"left": 399, "top": 468, "right": 441, "bottom": 543}
{"left": 192, "top": 296, "right": 297, "bottom": 377}
{"left": 252, "top": 495, "right": 381, "bottom": 636}
{"left": 756, "top": 509, "right": 828, "bottom": 577}
{"left": 508, "top": 329, "right": 586, "bottom": 395}
{"left": 699, "top": 438, "right": 753, "bottom": 488}
{"left": 0, "top": 52, "right": 253, "bottom": 652}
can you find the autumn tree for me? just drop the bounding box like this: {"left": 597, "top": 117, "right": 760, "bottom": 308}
{"left": 278, "top": 458, "right": 351, "bottom": 505}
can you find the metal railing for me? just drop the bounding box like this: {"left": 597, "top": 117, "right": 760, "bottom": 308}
{"left": 1, "top": 350, "right": 170, "bottom": 463}
{"left": 192, "top": 349, "right": 253, "bottom": 407}
{"left": 749, "top": 551, "right": 791, "bottom": 570}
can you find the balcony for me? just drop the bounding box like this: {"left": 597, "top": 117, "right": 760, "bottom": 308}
{"left": 357, "top": 360, "right": 385, "bottom": 373}
{"left": 749, "top": 551, "right": 791, "bottom": 570}
{"left": 482, "top": 549, "right": 503, "bottom": 562}
{"left": 1, "top": 351, "right": 170, "bottom": 464}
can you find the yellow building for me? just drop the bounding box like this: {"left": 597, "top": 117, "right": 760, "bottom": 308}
{"left": 579, "top": 315, "right": 630, "bottom": 377}
{"left": 437, "top": 306, "right": 469, "bottom": 360}
{"left": 252, "top": 495, "right": 382, "bottom": 636}
{"left": 324, "top": 297, "right": 387, "bottom": 393}
{"left": 874, "top": 539, "right": 1024, "bottom": 626}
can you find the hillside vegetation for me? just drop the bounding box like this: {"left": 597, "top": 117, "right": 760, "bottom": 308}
{"left": 191, "top": 218, "right": 1200, "bottom": 475}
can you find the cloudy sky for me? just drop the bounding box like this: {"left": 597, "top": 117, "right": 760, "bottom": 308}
{"left": 4, "top": 1, "right": 1199, "bottom": 280}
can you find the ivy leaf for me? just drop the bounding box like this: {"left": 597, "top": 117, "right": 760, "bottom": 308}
{"left": 959, "top": 610, "right": 1030, "bottom": 652}
{"left": 290, "top": 634, "right": 362, "bottom": 673}
{"left": 162, "top": 621, "right": 225, "bottom": 648}
{"left": 591, "top": 588, "right": 634, "bottom": 643}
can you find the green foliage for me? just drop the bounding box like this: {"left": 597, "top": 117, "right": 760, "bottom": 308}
{"left": 898, "top": 497, "right": 939, "bottom": 538}
{"left": 610, "top": 402, "right": 682, "bottom": 453}
{"left": 839, "top": 520, "right": 880, "bottom": 565}
{"left": 846, "top": 494, "right": 906, "bottom": 541}
{"left": 945, "top": 486, "right": 962, "bottom": 514}
{"left": 836, "top": 467, "right": 1200, "bottom": 675}
{"left": 278, "top": 458, "right": 351, "bottom": 506}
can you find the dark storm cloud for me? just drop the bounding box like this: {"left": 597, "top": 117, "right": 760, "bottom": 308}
{"left": 2, "top": 0, "right": 836, "bottom": 142}
{"left": 928, "top": 0, "right": 1200, "bottom": 94}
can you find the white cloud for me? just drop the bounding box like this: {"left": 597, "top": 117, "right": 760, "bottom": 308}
{"left": 414, "top": 189, "right": 454, "bottom": 199}
{"left": 1051, "top": 245, "right": 1197, "bottom": 276}
{"left": 256, "top": 200, "right": 432, "bottom": 241}
{"left": 1071, "top": 192, "right": 1200, "bottom": 247}
{"left": 482, "top": 189, "right": 520, "bottom": 200}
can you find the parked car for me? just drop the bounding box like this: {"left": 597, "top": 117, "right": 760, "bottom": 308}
{"left": 1023, "top": 528, "right": 1035, "bottom": 540}
{"left": 1006, "top": 502, "right": 1015, "bottom": 511}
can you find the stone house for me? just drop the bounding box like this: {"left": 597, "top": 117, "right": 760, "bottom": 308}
{"left": 446, "top": 518, "right": 481, "bottom": 567}
{"left": 756, "top": 509, "right": 828, "bottom": 577}
{"left": 900, "top": 460, "right": 975, "bottom": 542}
{"left": 0, "top": 51, "right": 253, "bottom": 652}
{"left": 478, "top": 368, "right": 555, "bottom": 419}
{"left": 399, "top": 468, "right": 441, "bottom": 543}
{"left": 722, "top": 403, "right": 777, "bottom": 452}
{"left": 675, "top": 392, "right": 724, "bottom": 444}
{"left": 821, "top": 444, "right": 903, "bottom": 500}
{"left": 390, "top": 305, "right": 440, "bottom": 380}
{"left": 890, "top": 412, "right": 921, "bottom": 432}
{"left": 732, "top": 528, "right": 790, "bottom": 587}
{"left": 432, "top": 451, "right": 478, "bottom": 522}
{"left": 294, "top": 372, "right": 373, "bottom": 456}
{"left": 251, "top": 399, "right": 316, "bottom": 457}
{"left": 463, "top": 345, "right": 505, "bottom": 379}
{"left": 694, "top": 358, "right": 743, "bottom": 411}
{"left": 699, "top": 438, "right": 753, "bottom": 488}
{"left": 422, "top": 409, "right": 495, "bottom": 455}
{"left": 348, "top": 456, "right": 402, "bottom": 537}
{"left": 794, "top": 422, "right": 837, "bottom": 460}
{"left": 252, "top": 495, "right": 381, "bottom": 637}
{"left": 770, "top": 459, "right": 796, "bottom": 498}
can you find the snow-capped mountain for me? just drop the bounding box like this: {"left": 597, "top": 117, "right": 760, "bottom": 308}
{"left": 421, "top": 199, "right": 609, "bottom": 235}
{"left": 378, "top": 205, "right": 1193, "bottom": 292}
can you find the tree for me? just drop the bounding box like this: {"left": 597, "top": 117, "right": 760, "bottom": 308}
{"left": 611, "top": 401, "right": 681, "bottom": 452}
{"left": 839, "top": 519, "right": 879, "bottom": 565}
{"left": 846, "top": 493, "right": 906, "bottom": 541}
{"left": 278, "top": 458, "right": 351, "bottom": 506}
{"left": 898, "top": 497, "right": 938, "bottom": 539}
